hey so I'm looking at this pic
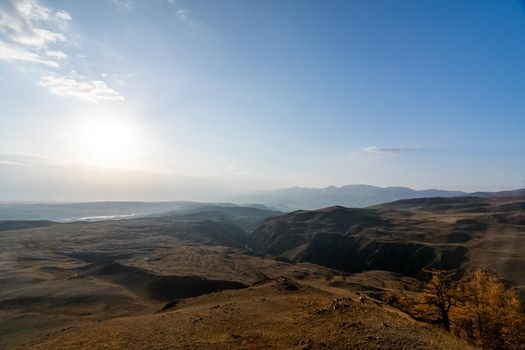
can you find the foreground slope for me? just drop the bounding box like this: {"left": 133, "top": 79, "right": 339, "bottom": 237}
{"left": 0, "top": 207, "right": 280, "bottom": 349}
{"left": 23, "top": 278, "right": 471, "bottom": 350}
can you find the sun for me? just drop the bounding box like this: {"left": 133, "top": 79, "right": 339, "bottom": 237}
{"left": 75, "top": 119, "right": 136, "bottom": 166}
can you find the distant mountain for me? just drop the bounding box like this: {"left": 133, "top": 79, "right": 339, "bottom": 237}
{"left": 235, "top": 185, "right": 525, "bottom": 210}
{"left": 470, "top": 188, "right": 525, "bottom": 198}
{"left": 234, "top": 185, "right": 466, "bottom": 210}
{"left": 2, "top": 187, "right": 523, "bottom": 222}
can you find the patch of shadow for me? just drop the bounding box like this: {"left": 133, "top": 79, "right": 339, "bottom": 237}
{"left": 78, "top": 261, "right": 247, "bottom": 301}
{"left": 157, "top": 299, "right": 179, "bottom": 313}
{"left": 446, "top": 232, "right": 473, "bottom": 243}
{"left": 448, "top": 219, "right": 487, "bottom": 242}
{"left": 63, "top": 252, "right": 132, "bottom": 264}
{"left": 16, "top": 256, "right": 48, "bottom": 262}
{"left": 454, "top": 219, "right": 488, "bottom": 232}
{"left": 493, "top": 201, "right": 525, "bottom": 212}
{"left": 38, "top": 266, "right": 66, "bottom": 272}
{"left": 275, "top": 277, "right": 299, "bottom": 291}
{"left": 434, "top": 246, "right": 468, "bottom": 270}
{"left": 0, "top": 293, "right": 134, "bottom": 310}
{"left": 299, "top": 234, "right": 436, "bottom": 278}
{"left": 292, "top": 270, "right": 309, "bottom": 280}
{"left": 490, "top": 213, "right": 525, "bottom": 226}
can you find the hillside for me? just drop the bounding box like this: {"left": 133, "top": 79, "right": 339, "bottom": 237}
{"left": 22, "top": 277, "right": 471, "bottom": 350}
{"left": 1, "top": 196, "right": 523, "bottom": 348}
{"left": 249, "top": 195, "right": 525, "bottom": 300}
{"left": 0, "top": 203, "right": 474, "bottom": 349}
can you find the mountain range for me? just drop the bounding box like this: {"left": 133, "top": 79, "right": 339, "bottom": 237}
{"left": 234, "top": 184, "right": 525, "bottom": 210}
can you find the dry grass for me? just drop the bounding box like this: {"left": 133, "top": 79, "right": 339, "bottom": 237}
{"left": 22, "top": 278, "right": 473, "bottom": 350}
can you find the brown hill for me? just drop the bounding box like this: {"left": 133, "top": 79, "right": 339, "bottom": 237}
{"left": 249, "top": 196, "right": 525, "bottom": 299}
{"left": 21, "top": 278, "right": 471, "bottom": 350}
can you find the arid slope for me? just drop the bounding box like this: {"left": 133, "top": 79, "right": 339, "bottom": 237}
{"left": 22, "top": 278, "right": 471, "bottom": 350}
{"left": 250, "top": 195, "right": 525, "bottom": 298}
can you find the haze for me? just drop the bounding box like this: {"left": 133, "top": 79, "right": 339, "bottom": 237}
{"left": 1, "top": 0, "right": 525, "bottom": 201}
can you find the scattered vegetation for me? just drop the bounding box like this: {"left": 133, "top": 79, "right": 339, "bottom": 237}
{"left": 451, "top": 270, "right": 525, "bottom": 349}
{"left": 382, "top": 269, "right": 525, "bottom": 349}
{"left": 415, "top": 269, "right": 458, "bottom": 332}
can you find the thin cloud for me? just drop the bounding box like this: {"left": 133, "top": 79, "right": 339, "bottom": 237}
{"left": 39, "top": 75, "right": 124, "bottom": 103}
{"left": 176, "top": 8, "right": 195, "bottom": 26}
{"left": 0, "top": 40, "right": 59, "bottom": 67}
{"left": 45, "top": 49, "right": 67, "bottom": 59}
{"left": 166, "top": 1, "right": 201, "bottom": 27}
{"left": 0, "top": 152, "right": 69, "bottom": 167}
{"left": 362, "top": 146, "right": 429, "bottom": 155}
{"left": 0, "top": 160, "right": 26, "bottom": 166}
{"left": 112, "top": 0, "right": 135, "bottom": 12}
{"left": 0, "top": 0, "right": 71, "bottom": 66}
{"left": 55, "top": 10, "right": 72, "bottom": 22}
{"left": 0, "top": 0, "right": 125, "bottom": 103}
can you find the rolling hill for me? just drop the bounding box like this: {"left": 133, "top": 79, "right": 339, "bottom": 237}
{"left": 249, "top": 195, "right": 525, "bottom": 300}
{"left": 1, "top": 195, "right": 523, "bottom": 349}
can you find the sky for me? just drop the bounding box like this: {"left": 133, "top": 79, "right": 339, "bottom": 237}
{"left": 1, "top": 0, "right": 525, "bottom": 201}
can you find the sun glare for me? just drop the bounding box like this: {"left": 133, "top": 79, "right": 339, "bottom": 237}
{"left": 75, "top": 119, "right": 136, "bottom": 166}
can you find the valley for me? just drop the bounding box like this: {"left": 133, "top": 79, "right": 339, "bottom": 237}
{"left": 0, "top": 195, "right": 524, "bottom": 349}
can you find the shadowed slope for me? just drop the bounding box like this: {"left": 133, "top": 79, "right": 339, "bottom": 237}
{"left": 73, "top": 260, "right": 246, "bottom": 301}
{"left": 249, "top": 198, "right": 525, "bottom": 289}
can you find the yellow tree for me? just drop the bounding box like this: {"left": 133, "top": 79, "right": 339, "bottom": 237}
{"left": 451, "top": 269, "right": 525, "bottom": 349}
{"left": 416, "top": 269, "right": 459, "bottom": 332}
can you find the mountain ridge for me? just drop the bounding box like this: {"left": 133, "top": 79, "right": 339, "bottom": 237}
{"left": 235, "top": 184, "right": 525, "bottom": 210}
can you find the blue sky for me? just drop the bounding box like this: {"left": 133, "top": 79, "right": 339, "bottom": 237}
{"left": 1, "top": 0, "right": 524, "bottom": 200}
